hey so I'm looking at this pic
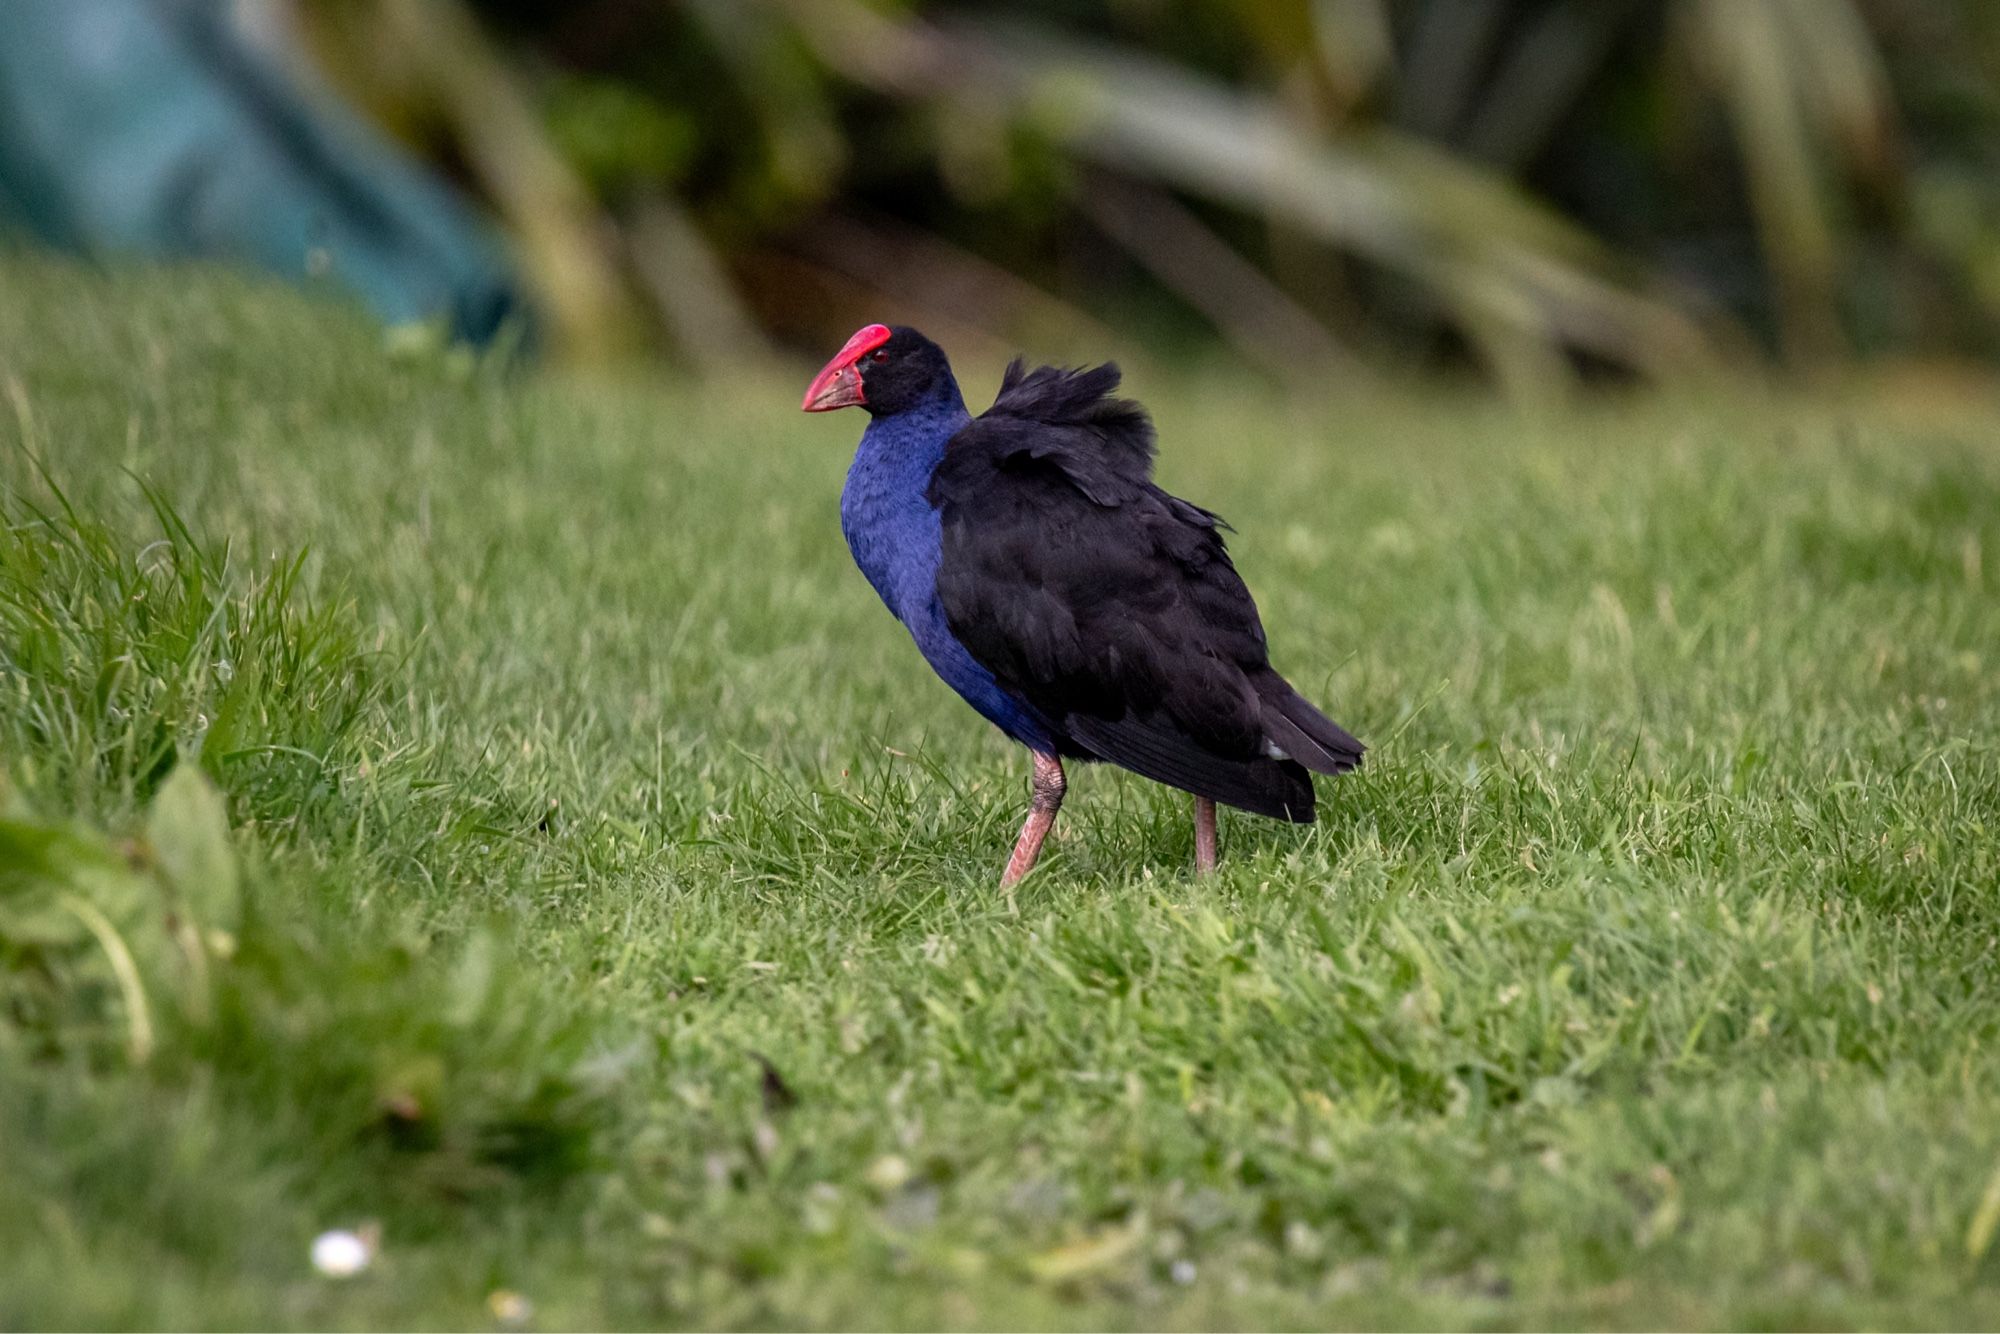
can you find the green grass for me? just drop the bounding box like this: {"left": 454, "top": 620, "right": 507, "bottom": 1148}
{"left": 2, "top": 254, "right": 1998, "bottom": 1330}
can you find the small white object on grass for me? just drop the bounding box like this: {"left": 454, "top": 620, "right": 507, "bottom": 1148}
{"left": 310, "top": 1228, "right": 374, "bottom": 1277}
{"left": 488, "top": 1289, "right": 534, "bottom": 1326}
{"left": 864, "top": 1153, "right": 912, "bottom": 1194}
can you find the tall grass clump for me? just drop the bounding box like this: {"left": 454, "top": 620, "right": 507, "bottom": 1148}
{"left": 0, "top": 465, "right": 377, "bottom": 830}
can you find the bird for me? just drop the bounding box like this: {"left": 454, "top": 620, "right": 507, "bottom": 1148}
{"left": 803, "top": 323, "right": 1363, "bottom": 885}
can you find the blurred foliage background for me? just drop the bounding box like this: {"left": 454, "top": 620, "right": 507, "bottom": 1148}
{"left": 257, "top": 0, "right": 2000, "bottom": 396}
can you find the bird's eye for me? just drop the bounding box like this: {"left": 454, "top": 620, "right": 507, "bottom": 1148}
{"left": 872, "top": 350, "right": 889, "bottom": 362}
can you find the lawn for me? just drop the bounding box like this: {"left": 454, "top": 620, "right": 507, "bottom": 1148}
{"left": 2, "top": 255, "right": 1998, "bottom": 1330}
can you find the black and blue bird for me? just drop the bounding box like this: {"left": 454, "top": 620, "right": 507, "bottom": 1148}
{"left": 803, "top": 324, "right": 1363, "bottom": 884}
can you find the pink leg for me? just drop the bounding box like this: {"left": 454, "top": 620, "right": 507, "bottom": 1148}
{"left": 1193, "top": 796, "right": 1218, "bottom": 875}
{"left": 1000, "top": 752, "right": 1066, "bottom": 887}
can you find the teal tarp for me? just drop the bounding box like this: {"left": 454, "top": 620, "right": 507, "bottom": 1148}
{"left": 0, "top": 0, "right": 523, "bottom": 345}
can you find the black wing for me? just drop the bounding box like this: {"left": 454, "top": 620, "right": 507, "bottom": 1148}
{"left": 929, "top": 360, "right": 1362, "bottom": 822}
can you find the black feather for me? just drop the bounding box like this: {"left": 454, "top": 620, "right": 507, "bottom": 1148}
{"left": 1067, "top": 714, "right": 1315, "bottom": 822}
{"left": 1257, "top": 674, "right": 1366, "bottom": 776}
{"left": 930, "top": 360, "right": 1363, "bottom": 820}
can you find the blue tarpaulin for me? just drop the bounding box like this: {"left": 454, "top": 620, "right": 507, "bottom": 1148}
{"left": 0, "top": 0, "right": 523, "bottom": 345}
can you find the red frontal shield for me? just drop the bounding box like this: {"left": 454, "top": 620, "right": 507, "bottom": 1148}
{"left": 802, "top": 324, "right": 892, "bottom": 411}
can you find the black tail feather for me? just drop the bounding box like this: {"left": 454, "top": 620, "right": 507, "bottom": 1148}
{"left": 1066, "top": 713, "right": 1316, "bottom": 823}
{"left": 1258, "top": 678, "right": 1365, "bottom": 777}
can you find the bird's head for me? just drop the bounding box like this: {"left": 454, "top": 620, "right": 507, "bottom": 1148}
{"left": 801, "top": 324, "right": 953, "bottom": 417}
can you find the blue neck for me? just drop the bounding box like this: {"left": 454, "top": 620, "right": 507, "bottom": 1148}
{"left": 839, "top": 384, "right": 970, "bottom": 620}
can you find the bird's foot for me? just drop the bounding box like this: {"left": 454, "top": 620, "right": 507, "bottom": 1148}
{"left": 1000, "top": 751, "right": 1066, "bottom": 887}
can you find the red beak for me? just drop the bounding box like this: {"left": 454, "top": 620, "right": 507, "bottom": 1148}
{"left": 802, "top": 323, "right": 892, "bottom": 412}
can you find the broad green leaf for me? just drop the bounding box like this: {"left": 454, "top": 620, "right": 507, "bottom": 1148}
{"left": 145, "top": 764, "right": 239, "bottom": 928}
